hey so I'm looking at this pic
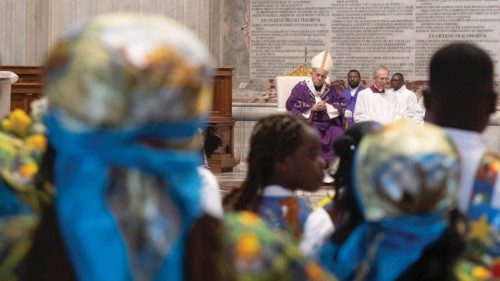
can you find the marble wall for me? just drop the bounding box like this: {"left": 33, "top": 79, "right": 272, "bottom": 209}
{"left": 221, "top": 0, "right": 500, "bottom": 161}
{"left": 0, "top": 0, "right": 219, "bottom": 65}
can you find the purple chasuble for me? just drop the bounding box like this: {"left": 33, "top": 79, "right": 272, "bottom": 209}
{"left": 286, "top": 80, "right": 346, "bottom": 162}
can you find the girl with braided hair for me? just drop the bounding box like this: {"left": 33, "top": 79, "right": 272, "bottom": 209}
{"left": 223, "top": 114, "right": 325, "bottom": 239}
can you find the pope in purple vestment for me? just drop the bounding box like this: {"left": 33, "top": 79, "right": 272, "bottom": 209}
{"left": 286, "top": 77, "right": 346, "bottom": 163}
{"left": 286, "top": 51, "right": 346, "bottom": 163}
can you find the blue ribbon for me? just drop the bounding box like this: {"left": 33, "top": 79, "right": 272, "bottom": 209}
{"left": 320, "top": 214, "right": 445, "bottom": 281}
{"left": 319, "top": 149, "right": 446, "bottom": 280}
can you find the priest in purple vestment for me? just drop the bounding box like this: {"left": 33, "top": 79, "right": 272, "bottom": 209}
{"left": 285, "top": 51, "right": 346, "bottom": 164}
{"left": 340, "top": 69, "right": 364, "bottom": 128}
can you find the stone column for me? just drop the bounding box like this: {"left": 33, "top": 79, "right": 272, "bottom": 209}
{"left": 0, "top": 71, "right": 18, "bottom": 118}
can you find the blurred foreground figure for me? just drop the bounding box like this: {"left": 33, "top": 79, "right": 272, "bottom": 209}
{"left": 425, "top": 42, "right": 500, "bottom": 280}
{"left": 43, "top": 14, "right": 213, "bottom": 281}
{"left": 320, "top": 121, "right": 464, "bottom": 281}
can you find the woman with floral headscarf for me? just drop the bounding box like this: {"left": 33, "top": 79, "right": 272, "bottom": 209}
{"left": 319, "top": 121, "right": 465, "bottom": 281}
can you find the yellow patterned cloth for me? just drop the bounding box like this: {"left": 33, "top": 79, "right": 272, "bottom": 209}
{"left": 354, "top": 120, "right": 459, "bottom": 221}
{"left": 0, "top": 109, "right": 50, "bottom": 214}
{"left": 455, "top": 153, "right": 500, "bottom": 280}
{"left": 224, "top": 211, "right": 337, "bottom": 281}
{"left": 0, "top": 108, "right": 49, "bottom": 280}
{"left": 45, "top": 14, "right": 213, "bottom": 130}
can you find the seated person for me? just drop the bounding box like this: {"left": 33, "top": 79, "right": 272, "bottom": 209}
{"left": 285, "top": 51, "right": 346, "bottom": 166}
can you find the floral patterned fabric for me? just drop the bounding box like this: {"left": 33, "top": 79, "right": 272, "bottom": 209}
{"left": 354, "top": 120, "right": 459, "bottom": 221}
{"left": 455, "top": 153, "right": 500, "bottom": 280}
{"left": 223, "top": 211, "right": 336, "bottom": 281}
{"left": 0, "top": 105, "right": 50, "bottom": 280}
{"left": 0, "top": 109, "right": 50, "bottom": 216}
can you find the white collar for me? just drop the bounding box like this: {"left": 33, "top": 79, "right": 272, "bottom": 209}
{"left": 390, "top": 85, "right": 407, "bottom": 93}
{"left": 306, "top": 78, "right": 326, "bottom": 96}
{"left": 263, "top": 185, "right": 294, "bottom": 197}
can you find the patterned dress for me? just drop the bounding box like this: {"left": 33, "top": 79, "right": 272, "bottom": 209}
{"left": 455, "top": 153, "right": 500, "bottom": 280}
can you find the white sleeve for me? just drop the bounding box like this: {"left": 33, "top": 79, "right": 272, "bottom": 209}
{"left": 411, "top": 95, "right": 425, "bottom": 123}
{"left": 353, "top": 92, "right": 369, "bottom": 123}
{"left": 393, "top": 94, "right": 406, "bottom": 120}
{"left": 395, "top": 92, "right": 420, "bottom": 122}
{"left": 301, "top": 109, "right": 312, "bottom": 119}
{"left": 197, "top": 167, "right": 224, "bottom": 218}
{"left": 407, "top": 92, "right": 422, "bottom": 122}
{"left": 325, "top": 103, "right": 339, "bottom": 119}
{"left": 299, "top": 207, "right": 334, "bottom": 258}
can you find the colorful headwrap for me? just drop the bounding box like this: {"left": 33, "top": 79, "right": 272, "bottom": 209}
{"left": 320, "top": 121, "right": 459, "bottom": 281}
{"left": 355, "top": 121, "right": 458, "bottom": 221}
{"left": 44, "top": 14, "right": 212, "bottom": 281}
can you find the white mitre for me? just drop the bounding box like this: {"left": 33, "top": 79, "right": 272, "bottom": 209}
{"left": 311, "top": 50, "right": 333, "bottom": 74}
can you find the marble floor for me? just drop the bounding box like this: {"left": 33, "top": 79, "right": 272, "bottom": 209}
{"left": 215, "top": 163, "right": 335, "bottom": 207}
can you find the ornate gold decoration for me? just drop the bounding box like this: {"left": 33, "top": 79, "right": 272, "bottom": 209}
{"left": 284, "top": 64, "right": 311, "bottom": 76}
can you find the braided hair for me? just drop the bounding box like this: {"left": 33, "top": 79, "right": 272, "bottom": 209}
{"left": 223, "top": 114, "right": 311, "bottom": 211}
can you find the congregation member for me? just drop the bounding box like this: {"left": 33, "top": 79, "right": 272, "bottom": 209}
{"left": 388, "top": 73, "right": 424, "bottom": 123}
{"left": 14, "top": 14, "right": 214, "bottom": 281}
{"left": 353, "top": 66, "right": 397, "bottom": 124}
{"left": 223, "top": 114, "right": 327, "bottom": 240}
{"left": 286, "top": 51, "right": 346, "bottom": 166}
{"left": 424, "top": 42, "right": 499, "bottom": 279}
{"left": 340, "top": 69, "right": 364, "bottom": 128}
{"left": 319, "top": 121, "right": 464, "bottom": 280}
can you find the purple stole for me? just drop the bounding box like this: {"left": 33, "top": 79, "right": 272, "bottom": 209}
{"left": 341, "top": 86, "right": 364, "bottom": 128}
